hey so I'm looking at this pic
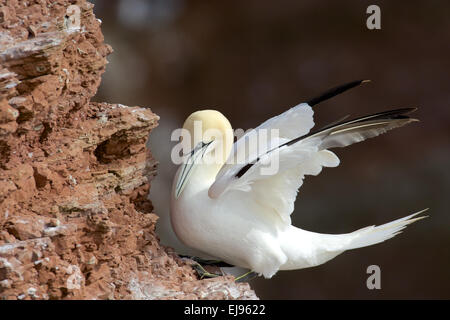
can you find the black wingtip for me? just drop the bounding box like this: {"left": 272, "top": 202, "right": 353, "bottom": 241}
{"left": 307, "top": 79, "right": 370, "bottom": 107}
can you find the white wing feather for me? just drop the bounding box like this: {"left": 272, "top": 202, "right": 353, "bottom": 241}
{"left": 248, "top": 102, "right": 314, "bottom": 139}
{"left": 209, "top": 103, "right": 340, "bottom": 225}
{"left": 210, "top": 103, "right": 315, "bottom": 199}
{"left": 249, "top": 150, "right": 339, "bottom": 225}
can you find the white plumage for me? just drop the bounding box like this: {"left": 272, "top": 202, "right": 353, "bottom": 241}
{"left": 170, "top": 81, "right": 427, "bottom": 279}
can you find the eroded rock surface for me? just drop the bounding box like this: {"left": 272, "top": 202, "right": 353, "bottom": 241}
{"left": 0, "top": 0, "right": 257, "bottom": 300}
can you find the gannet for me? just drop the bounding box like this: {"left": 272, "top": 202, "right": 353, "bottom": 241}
{"left": 170, "top": 80, "right": 427, "bottom": 279}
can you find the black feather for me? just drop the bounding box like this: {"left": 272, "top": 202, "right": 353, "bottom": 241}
{"left": 286, "top": 107, "right": 417, "bottom": 146}
{"left": 307, "top": 80, "right": 369, "bottom": 106}
{"left": 236, "top": 161, "right": 258, "bottom": 178}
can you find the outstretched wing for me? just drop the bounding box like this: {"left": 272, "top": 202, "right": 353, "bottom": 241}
{"left": 209, "top": 107, "right": 418, "bottom": 225}
{"left": 213, "top": 80, "right": 368, "bottom": 197}
{"left": 210, "top": 102, "right": 315, "bottom": 197}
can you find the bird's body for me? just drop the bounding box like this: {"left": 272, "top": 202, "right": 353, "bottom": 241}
{"left": 170, "top": 81, "right": 426, "bottom": 279}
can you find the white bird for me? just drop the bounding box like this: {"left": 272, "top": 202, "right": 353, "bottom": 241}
{"left": 170, "top": 80, "right": 427, "bottom": 279}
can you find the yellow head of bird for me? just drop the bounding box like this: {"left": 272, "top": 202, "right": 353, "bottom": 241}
{"left": 181, "top": 110, "right": 233, "bottom": 165}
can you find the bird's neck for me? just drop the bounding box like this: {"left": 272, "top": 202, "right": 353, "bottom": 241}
{"left": 200, "top": 140, "right": 230, "bottom": 177}
{"left": 198, "top": 162, "right": 223, "bottom": 181}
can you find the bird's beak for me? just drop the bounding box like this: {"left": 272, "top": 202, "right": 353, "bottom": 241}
{"left": 175, "top": 140, "right": 213, "bottom": 199}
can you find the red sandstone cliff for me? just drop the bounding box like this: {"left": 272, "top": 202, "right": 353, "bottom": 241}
{"left": 0, "top": 0, "right": 256, "bottom": 300}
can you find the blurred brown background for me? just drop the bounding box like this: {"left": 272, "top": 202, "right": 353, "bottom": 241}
{"left": 91, "top": 0, "right": 449, "bottom": 299}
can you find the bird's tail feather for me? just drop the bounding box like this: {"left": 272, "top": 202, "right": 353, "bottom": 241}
{"left": 345, "top": 209, "right": 428, "bottom": 250}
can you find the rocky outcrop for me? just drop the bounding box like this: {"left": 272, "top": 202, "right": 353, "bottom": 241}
{"left": 0, "top": 0, "right": 257, "bottom": 300}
